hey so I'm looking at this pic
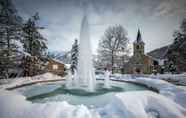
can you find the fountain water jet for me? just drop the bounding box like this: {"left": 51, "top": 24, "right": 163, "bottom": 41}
{"left": 66, "top": 71, "right": 73, "bottom": 88}
{"left": 104, "top": 70, "right": 111, "bottom": 89}
{"left": 75, "top": 14, "right": 96, "bottom": 92}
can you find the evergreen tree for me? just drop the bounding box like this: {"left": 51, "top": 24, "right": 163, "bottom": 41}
{"left": 0, "top": 0, "right": 23, "bottom": 79}
{"left": 70, "top": 39, "right": 78, "bottom": 74}
{"left": 167, "top": 18, "right": 186, "bottom": 72}
{"left": 22, "top": 13, "right": 47, "bottom": 57}
{"left": 22, "top": 13, "right": 48, "bottom": 76}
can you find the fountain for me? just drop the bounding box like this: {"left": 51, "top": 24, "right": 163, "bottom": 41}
{"left": 65, "top": 71, "right": 73, "bottom": 89}
{"left": 71, "top": 13, "right": 96, "bottom": 92}
{"left": 14, "top": 8, "right": 150, "bottom": 108}
{"left": 104, "top": 70, "right": 111, "bottom": 89}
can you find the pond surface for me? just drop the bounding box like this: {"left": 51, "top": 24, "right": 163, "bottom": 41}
{"left": 15, "top": 80, "right": 149, "bottom": 108}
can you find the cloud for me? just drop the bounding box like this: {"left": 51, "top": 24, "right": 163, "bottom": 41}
{"left": 13, "top": 0, "right": 186, "bottom": 54}
{"left": 154, "top": 0, "right": 186, "bottom": 17}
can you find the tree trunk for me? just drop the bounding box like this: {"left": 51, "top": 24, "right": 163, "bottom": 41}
{"left": 122, "top": 55, "right": 125, "bottom": 74}
{"left": 6, "top": 28, "right": 10, "bottom": 79}
{"left": 111, "top": 51, "right": 114, "bottom": 74}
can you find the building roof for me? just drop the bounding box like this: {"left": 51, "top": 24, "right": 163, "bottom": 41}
{"left": 49, "top": 58, "right": 65, "bottom": 65}
{"left": 147, "top": 45, "right": 169, "bottom": 60}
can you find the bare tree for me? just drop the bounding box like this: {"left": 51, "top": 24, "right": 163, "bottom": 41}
{"left": 98, "top": 25, "right": 129, "bottom": 73}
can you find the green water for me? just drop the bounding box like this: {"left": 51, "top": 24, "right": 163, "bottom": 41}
{"left": 16, "top": 81, "right": 148, "bottom": 108}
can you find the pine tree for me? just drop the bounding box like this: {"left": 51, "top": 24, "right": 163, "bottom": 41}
{"left": 70, "top": 39, "right": 78, "bottom": 74}
{"left": 167, "top": 18, "right": 186, "bottom": 72}
{"left": 22, "top": 13, "right": 47, "bottom": 57}
{"left": 22, "top": 13, "right": 47, "bottom": 76}
{"left": 0, "top": 0, "right": 23, "bottom": 79}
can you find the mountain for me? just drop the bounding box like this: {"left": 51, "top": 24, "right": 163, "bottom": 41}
{"left": 48, "top": 51, "right": 71, "bottom": 64}
{"left": 147, "top": 45, "right": 169, "bottom": 60}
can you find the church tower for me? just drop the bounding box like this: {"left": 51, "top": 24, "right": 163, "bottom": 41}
{"left": 126, "top": 29, "right": 153, "bottom": 74}
{"left": 133, "top": 29, "right": 145, "bottom": 57}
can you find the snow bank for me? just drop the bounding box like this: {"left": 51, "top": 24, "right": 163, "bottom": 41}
{"left": 107, "top": 74, "right": 186, "bottom": 109}
{"left": 149, "top": 73, "right": 186, "bottom": 85}
{"left": 0, "top": 73, "right": 64, "bottom": 90}
{"left": 1, "top": 73, "right": 186, "bottom": 118}
{"left": 133, "top": 77, "right": 186, "bottom": 108}
{"left": 0, "top": 90, "right": 100, "bottom": 118}
{"left": 98, "top": 91, "right": 186, "bottom": 118}
{"left": 111, "top": 73, "right": 186, "bottom": 86}
{"left": 0, "top": 90, "right": 186, "bottom": 118}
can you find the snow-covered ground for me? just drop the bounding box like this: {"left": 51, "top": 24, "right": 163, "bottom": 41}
{"left": 0, "top": 73, "right": 64, "bottom": 90}
{"left": 98, "top": 91, "right": 186, "bottom": 118}
{"left": 0, "top": 73, "right": 186, "bottom": 118}
{"left": 0, "top": 90, "right": 99, "bottom": 118}
{"left": 111, "top": 74, "right": 186, "bottom": 108}
{"left": 149, "top": 73, "right": 186, "bottom": 85}
{"left": 133, "top": 77, "right": 186, "bottom": 108}
{"left": 0, "top": 89, "right": 185, "bottom": 118}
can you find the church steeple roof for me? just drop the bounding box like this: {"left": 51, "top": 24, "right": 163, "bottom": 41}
{"left": 135, "top": 29, "right": 144, "bottom": 44}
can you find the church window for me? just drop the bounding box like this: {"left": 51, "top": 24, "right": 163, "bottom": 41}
{"left": 136, "top": 45, "right": 140, "bottom": 49}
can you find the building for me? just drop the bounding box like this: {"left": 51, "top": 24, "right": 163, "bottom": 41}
{"left": 47, "top": 59, "right": 66, "bottom": 76}
{"left": 22, "top": 54, "right": 48, "bottom": 77}
{"left": 125, "top": 29, "right": 154, "bottom": 74}
{"left": 147, "top": 45, "right": 169, "bottom": 66}
{"left": 147, "top": 45, "right": 169, "bottom": 73}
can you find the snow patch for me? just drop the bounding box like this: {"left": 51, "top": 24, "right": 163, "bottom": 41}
{"left": 0, "top": 90, "right": 99, "bottom": 118}
{"left": 133, "top": 77, "right": 186, "bottom": 108}
{"left": 98, "top": 91, "right": 186, "bottom": 118}
{"left": 1, "top": 90, "right": 186, "bottom": 118}
{"left": 0, "top": 73, "right": 64, "bottom": 89}
{"left": 149, "top": 73, "right": 186, "bottom": 85}
{"left": 1, "top": 73, "right": 186, "bottom": 118}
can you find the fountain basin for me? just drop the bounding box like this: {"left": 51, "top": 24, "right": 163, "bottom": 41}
{"left": 15, "top": 80, "right": 149, "bottom": 108}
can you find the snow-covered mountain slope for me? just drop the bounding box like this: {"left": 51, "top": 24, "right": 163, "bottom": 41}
{"left": 48, "top": 51, "right": 71, "bottom": 64}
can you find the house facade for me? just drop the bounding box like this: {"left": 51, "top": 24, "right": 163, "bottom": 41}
{"left": 47, "top": 59, "right": 65, "bottom": 76}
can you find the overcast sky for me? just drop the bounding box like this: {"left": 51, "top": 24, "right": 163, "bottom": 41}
{"left": 13, "top": 0, "right": 186, "bottom": 54}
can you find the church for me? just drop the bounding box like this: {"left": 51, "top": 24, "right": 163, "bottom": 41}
{"left": 125, "top": 29, "right": 154, "bottom": 74}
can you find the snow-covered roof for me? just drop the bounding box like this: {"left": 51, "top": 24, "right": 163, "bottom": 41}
{"left": 50, "top": 58, "right": 65, "bottom": 65}
{"left": 64, "top": 64, "right": 71, "bottom": 69}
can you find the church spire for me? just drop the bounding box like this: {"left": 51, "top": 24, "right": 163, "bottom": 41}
{"left": 136, "top": 29, "right": 143, "bottom": 43}
{"left": 133, "top": 29, "right": 145, "bottom": 56}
